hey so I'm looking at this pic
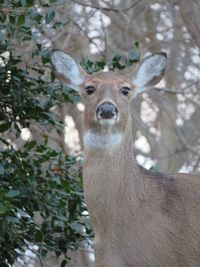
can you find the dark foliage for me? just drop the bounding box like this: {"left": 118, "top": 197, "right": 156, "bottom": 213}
{"left": 0, "top": 1, "right": 139, "bottom": 265}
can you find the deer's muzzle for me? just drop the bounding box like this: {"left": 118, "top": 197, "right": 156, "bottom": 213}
{"left": 96, "top": 101, "right": 118, "bottom": 120}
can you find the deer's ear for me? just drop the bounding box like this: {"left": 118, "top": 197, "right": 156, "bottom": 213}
{"left": 51, "top": 50, "right": 86, "bottom": 94}
{"left": 132, "top": 52, "right": 167, "bottom": 97}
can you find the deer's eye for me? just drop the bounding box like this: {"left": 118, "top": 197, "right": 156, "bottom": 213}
{"left": 85, "top": 86, "right": 95, "bottom": 95}
{"left": 121, "top": 87, "right": 130, "bottom": 96}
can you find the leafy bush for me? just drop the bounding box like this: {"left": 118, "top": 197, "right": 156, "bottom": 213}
{"left": 0, "top": 140, "right": 90, "bottom": 265}
{"left": 0, "top": 1, "right": 90, "bottom": 265}
{"left": 0, "top": 0, "right": 140, "bottom": 265}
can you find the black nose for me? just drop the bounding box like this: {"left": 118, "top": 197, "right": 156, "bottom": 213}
{"left": 96, "top": 102, "right": 118, "bottom": 119}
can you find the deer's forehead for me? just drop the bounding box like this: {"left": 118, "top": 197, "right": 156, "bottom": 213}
{"left": 85, "top": 72, "right": 131, "bottom": 87}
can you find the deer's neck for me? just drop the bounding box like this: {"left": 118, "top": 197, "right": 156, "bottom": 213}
{"left": 83, "top": 116, "right": 140, "bottom": 194}
{"left": 84, "top": 116, "right": 139, "bottom": 170}
{"left": 83, "top": 117, "right": 142, "bottom": 232}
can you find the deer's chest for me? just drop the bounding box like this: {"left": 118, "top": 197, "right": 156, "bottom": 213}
{"left": 83, "top": 156, "right": 137, "bottom": 227}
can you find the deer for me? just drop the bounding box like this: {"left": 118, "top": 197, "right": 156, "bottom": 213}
{"left": 51, "top": 50, "right": 200, "bottom": 267}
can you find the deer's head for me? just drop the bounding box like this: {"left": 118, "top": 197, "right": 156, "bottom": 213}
{"left": 51, "top": 50, "right": 167, "bottom": 148}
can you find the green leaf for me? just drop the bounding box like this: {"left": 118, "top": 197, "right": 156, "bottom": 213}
{"left": 6, "top": 216, "right": 20, "bottom": 223}
{"left": 0, "top": 201, "right": 11, "bottom": 214}
{"left": 35, "top": 14, "right": 43, "bottom": 23}
{"left": 0, "top": 190, "right": 5, "bottom": 200}
{"left": 0, "top": 13, "right": 5, "bottom": 23}
{"left": 17, "top": 15, "right": 26, "bottom": 26}
{"left": 0, "top": 165, "right": 5, "bottom": 175}
{"left": 135, "top": 41, "right": 139, "bottom": 48}
{"left": 96, "top": 60, "right": 106, "bottom": 69}
{"left": 36, "top": 43, "right": 42, "bottom": 50}
{"left": 26, "top": 0, "right": 34, "bottom": 7}
{"left": 69, "top": 94, "right": 81, "bottom": 103}
{"left": 0, "top": 204, "right": 8, "bottom": 214}
{"left": 113, "top": 52, "right": 121, "bottom": 62}
{"left": 0, "top": 122, "right": 11, "bottom": 132}
{"left": 35, "top": 230, "right": 43, "bottom": 242}
{"left": 50, "top": 180, "right": 57, "bottom": 188}
{"left": 46, "top": 10, "right": 55, "bottom": 24}
{"left": 6, "top": 190, "right": 20, "bottom": 198}
{"left": 128, "top": 50, "right": 140, "bottom": 63}
{"left": 24, "top": 140, "right": 37, "bottom": 150}
{"left": 41, "top": 49, "right": 50, "bottom": 64}
{"left": 61, "top": 259, "right": 67, "bottom": 267}
{"left": 0, "top": 112, "right": 5, "bottom": 120}
{"left": 61, "top": 180, "right": 69, "bottom": 190}
{"left": 9, "top": 15, "right": 16, "bottom": 24}
{"left": 150, "top": 165, "right": 159, "bottom": 172}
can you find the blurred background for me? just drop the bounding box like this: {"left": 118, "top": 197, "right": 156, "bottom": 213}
{"left": 0, "top": 0, "right": 200, "bottom": 266}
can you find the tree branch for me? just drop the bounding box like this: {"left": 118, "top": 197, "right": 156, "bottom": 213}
{"left": 71, "top": 0, "right": 141, "bottom": 13}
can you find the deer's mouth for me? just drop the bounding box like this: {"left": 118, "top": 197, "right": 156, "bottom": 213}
{"left": 97, "top": 116, "right": 118, "bottom": 126}
{"left": 96, "top": 101, "right": 118, "bottom": 125}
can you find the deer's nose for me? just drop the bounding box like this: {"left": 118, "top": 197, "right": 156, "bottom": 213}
{"left": 96, "top": 102, "right": 118, "bottom": 120}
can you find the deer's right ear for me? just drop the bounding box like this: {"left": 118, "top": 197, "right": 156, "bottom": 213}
{"left": 51, "top": 50, "right": 86, "bottom": 94}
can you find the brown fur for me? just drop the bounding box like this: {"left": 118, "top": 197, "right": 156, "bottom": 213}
{"left": 81, "top": 72, "right": 200, "bottom": 267}
{"left": 51, "top": 51, "right": 200, "bottom": 267}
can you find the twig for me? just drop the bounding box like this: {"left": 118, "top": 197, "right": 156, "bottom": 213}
{"left": 192, "top": 153, "right": 200, "bottom": 171}
{"left": 25, "top": 243, "right": 44, "bottom": 267}
{"left": 154, "top": 87, "right": 183, "bottom": 94}
{"left": 71, "top": 0, "right": 141, "bottom": 12}
{"left": 69, "top": 17, "right": 105, "bottom": 58}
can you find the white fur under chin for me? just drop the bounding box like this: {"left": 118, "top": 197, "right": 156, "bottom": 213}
{"left": 98, "top": 117, "right": 117, "bottom": 126}
{"left": 83, "top": 131, "right": 123, "bottom": 149}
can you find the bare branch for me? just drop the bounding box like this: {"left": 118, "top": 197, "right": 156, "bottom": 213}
{"left": 71, "top": 0, "right": 141, "bottom": 13}
{"left": 154, "top": 87, "right": 183, "bottom": 94}
{"left": 69, "top": 17, "right": 106, "bottom": 58}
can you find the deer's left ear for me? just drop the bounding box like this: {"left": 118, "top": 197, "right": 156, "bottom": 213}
{"left": 132, "top": 52, "right": 167, "bottom": 97}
